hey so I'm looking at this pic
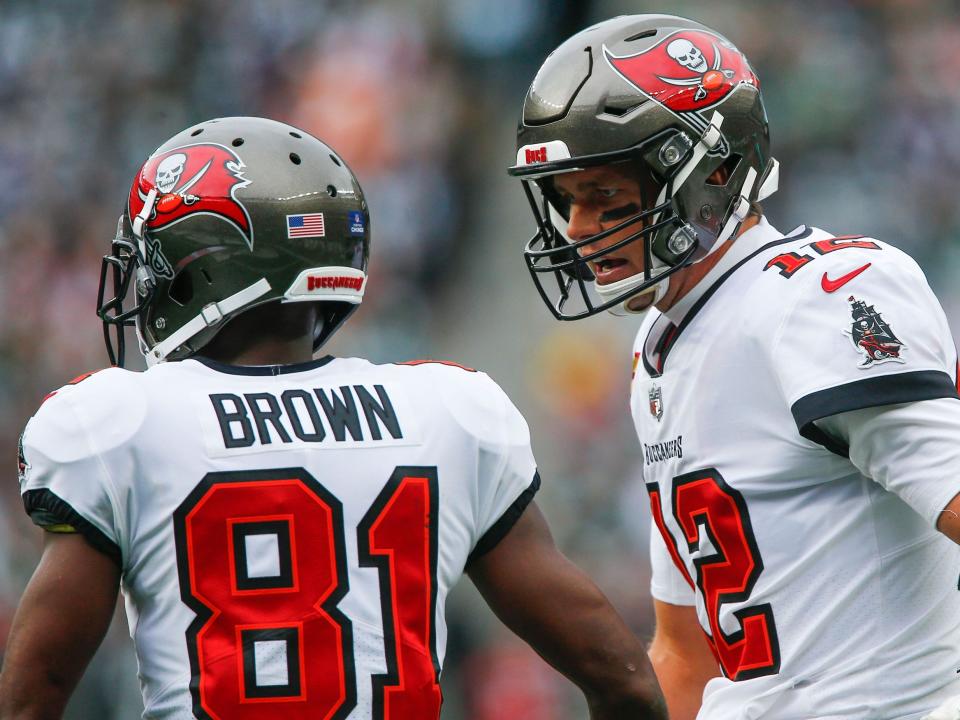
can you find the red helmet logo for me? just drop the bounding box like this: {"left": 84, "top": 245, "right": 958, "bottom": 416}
{"left": 129, "top": 143, "right": 254, "bottom": 248}
{"left": 604, "top": 30, "right": 758, "bottom": 114}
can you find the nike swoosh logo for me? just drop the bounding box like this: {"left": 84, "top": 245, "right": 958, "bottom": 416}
{"left": 821, "top": 263, "right": 872, "bottom": 292}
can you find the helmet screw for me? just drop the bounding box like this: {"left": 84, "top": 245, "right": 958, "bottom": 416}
{"left": 700, "top": 205, "right": 713, "bottom": 220}
{"left": 667, "top": 224, "right": 697, "bottom": 255}
{"left": 155, "top": 317, "right": 166, "bottom": 330}
{"left": 662, "top": 146, "right": 681, "bottom": 165}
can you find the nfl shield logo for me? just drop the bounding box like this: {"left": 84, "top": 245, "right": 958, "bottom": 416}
{"left": 649, "top": 385, "right": 664, "bottom": 421}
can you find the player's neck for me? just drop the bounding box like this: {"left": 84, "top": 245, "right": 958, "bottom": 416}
{"left": 194, "top": 302, "right": 319, "bottom": 367}
{"left": 656, "top": 214, "right": 761, "bottom": 312}
{"left": 198, "top": 338, "right": 316, "bottom": 366}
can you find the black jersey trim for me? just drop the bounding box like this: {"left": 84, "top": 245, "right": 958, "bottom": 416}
{"left": 792, "top": 370, "right": 960, "bottom": 456}
{"left": 191, "top": 355, "right": 335, "bottom": 376}
{"left": 644, "top": 227, "right": 814, "bottom": 377}
{"left": 467, "top": 472, "right": 541, "bottom": 565}
{"left": 22, "top": 488, "right": 122, "bottom": 566}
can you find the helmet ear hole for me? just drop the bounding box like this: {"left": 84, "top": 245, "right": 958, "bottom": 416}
{"left": 168, "top": 271, "right": 194, "bottom": 307}
{"left": 706, "top": 154, "right": 742, "bottom": 187}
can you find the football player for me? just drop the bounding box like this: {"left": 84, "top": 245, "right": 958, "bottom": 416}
{"left": 0, "top": 118, "right": 664, "bottom": 719}
{"left": 508, "top": 14, "right": 960, "bottom": 720}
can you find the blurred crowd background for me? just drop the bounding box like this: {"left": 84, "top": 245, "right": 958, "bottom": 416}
{"left": 1, "top": 0, "right": 958, "bottom": 716}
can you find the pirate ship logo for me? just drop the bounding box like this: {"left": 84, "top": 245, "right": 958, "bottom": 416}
{"left": 649, "top": 384, "right": 664, "bottom": 421}
{"left": 844, "top": 296, "right": 905, "bottom": 367}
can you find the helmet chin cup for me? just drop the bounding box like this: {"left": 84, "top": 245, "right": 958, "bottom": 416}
{"left": 605, "top": 279, "right": 668, "bottom": 316}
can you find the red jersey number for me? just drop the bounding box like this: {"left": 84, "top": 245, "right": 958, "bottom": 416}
{"left": 174, "top": 466, "right": 441, "bottom": 720}
{"left": 649, "top": 469, "right": 781, "bottom": 681}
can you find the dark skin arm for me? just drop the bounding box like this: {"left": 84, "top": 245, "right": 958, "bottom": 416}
{"left": 937, "top": 491, "right": 960, "bottom": 545}
{"left": 0, "top": 532, "right": 120, "bottom": 720}
{"left": 468, "top": 501, "right": 666, "bottom": 719}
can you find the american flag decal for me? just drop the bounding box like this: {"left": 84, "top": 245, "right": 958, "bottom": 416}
{"left": 286, "top": 212, "right": 326, "bottom": 238}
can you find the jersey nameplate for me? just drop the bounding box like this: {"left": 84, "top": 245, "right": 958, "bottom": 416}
{"left": 198, "top": 383, "right": 420, "bottom": 456}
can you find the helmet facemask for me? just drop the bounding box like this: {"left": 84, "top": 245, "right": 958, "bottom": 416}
{"left": 509, "top": 15, "right": 780, "bottom": 321}
{"left": 512, "top": 119, "right": 730, "bottom": 320}
{"left": 97, "top": 215, "right": 158, "bottom": 367}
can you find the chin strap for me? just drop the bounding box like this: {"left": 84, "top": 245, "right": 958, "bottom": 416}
{"left": 715, "top": 156, "right": 780, "bottom": 247}
{"left": 602, "top": 114, "right": 726, "bottom": 317}
{"left": 651, "top": 111, "right": 726, "bottom": 222}
{"left": 132, "top": 188, "right": 158, "bottom": 245}
{"left": 145, "top": 278, "right": 272, "bottom": 367}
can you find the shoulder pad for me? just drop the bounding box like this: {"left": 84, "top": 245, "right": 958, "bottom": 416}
{"left": 29, "top": 367, "right": 148, "bottom": 460}
{"left": 393, "top": 358, "right": 478, "bottom": 372}
{"left": 394, "top": 363, "right": 528, "bottom": 446}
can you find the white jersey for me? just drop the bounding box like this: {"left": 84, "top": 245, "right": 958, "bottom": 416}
{"left": 18, "top": 356, "right": 539, "bottom": 720}
{"left": 632, "top": 218, "right": 960, "bottom": 719}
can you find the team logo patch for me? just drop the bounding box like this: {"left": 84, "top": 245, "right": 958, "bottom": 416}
{"left": 605, "top": 30, "right": 758, "bottom": 112}
{"left": 348, "top": 211, "right": 366, "bottom": 236}
{"left": 844, "top": 295, "right": 905, "bottom": 367}
{"left": 129, "top": 143, "right": 254, "bottom": 249}
{"left": 649, "top": 384, "right": 664, "bottom": 421}
{"left": 604, "top": 30, "right": 757, "bottom": 148}
{"left": 17, "top": 432, "right": 28, "bottom": 483}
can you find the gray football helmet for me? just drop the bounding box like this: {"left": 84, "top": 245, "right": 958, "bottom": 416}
{"left": 508, "top": 14, "right": 779, "bottom": 319}
{"left": 97, "top": 117, "right": 370, "bottom": 366}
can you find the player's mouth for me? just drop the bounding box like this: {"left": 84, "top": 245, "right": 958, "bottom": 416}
{"left": 592, "top": 256, "right": 634, "bottom": 284}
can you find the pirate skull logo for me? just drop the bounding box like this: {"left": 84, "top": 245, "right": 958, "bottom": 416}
{"left": 604, "top": 29, "right": 756, "bottom": 115}
{"left": 667, "top": 38, "right": 708, "bottom": 73}
{"left": 155, "top": 153, "right": 187, "bottom": 194}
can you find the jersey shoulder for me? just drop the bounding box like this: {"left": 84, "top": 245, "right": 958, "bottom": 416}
{"left": 377, "top": 358, "right": 530, "bottom": 447}
{"left": 720, "top": 229, "right": 946, "bottom": 363}
{"left": 25, "top": 366, "right": 149, "bottom": 461}
{"left": 742, "top": 230, "right": 928, "bottom": 324}
{"left": 754, "top": 230, "right": 924, "bottom": 296}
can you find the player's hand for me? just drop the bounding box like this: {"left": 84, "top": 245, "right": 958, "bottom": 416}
{"left": 922, "top": 695, "right": 960, "bottom": 720}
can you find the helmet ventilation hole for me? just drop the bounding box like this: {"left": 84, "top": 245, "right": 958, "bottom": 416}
{"left": 289, "top": 152, "right": 301, "bottom": 165}
{"left": 326, "top": 185, "right": 338, "bottom": 198}
{"left": 329, "top": 154, "right": 342, "bottom": 167}
{"left": 168, "top": 271, "right": 194, "bottom": 306}
{"left": 625, "top": 29, "right": 657, "bottom": 42}
{"left": 190, "top": 128, "right": 203, "bottom": 136}
{"left": 289, "top": 131, "right": 302, "bottom": 139}
{"left": 707, "top": 154, "right": 742, "bottom": 186}
{"left": 602, "top": 100, "right": 644, "bottom": 117}
{"left": 232, "top": 138, "right": 244, "bottom": 147}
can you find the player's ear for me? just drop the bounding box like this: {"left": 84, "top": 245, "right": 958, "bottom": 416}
{"left": 706, "top": 164, "right": 731, "bottom": 186}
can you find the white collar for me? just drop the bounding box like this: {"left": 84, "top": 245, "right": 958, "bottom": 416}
{"left": 663, "top": 216, "right": 785, "bottom": 325}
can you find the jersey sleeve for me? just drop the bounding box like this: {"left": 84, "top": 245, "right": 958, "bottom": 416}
{"left": 767, "top": 246, "right": 958, "bottom": 451}
{"left": 18, "top": 375, "right": 126, "bottom": 565}
{"left": 816, "top": 398, "right": 960, "bottom": 527}
{"left": 445, "top": 372, "right": 539, "bottom": 564}
{"left": 649, "top": 522, "right": 696, "bottom": 606}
